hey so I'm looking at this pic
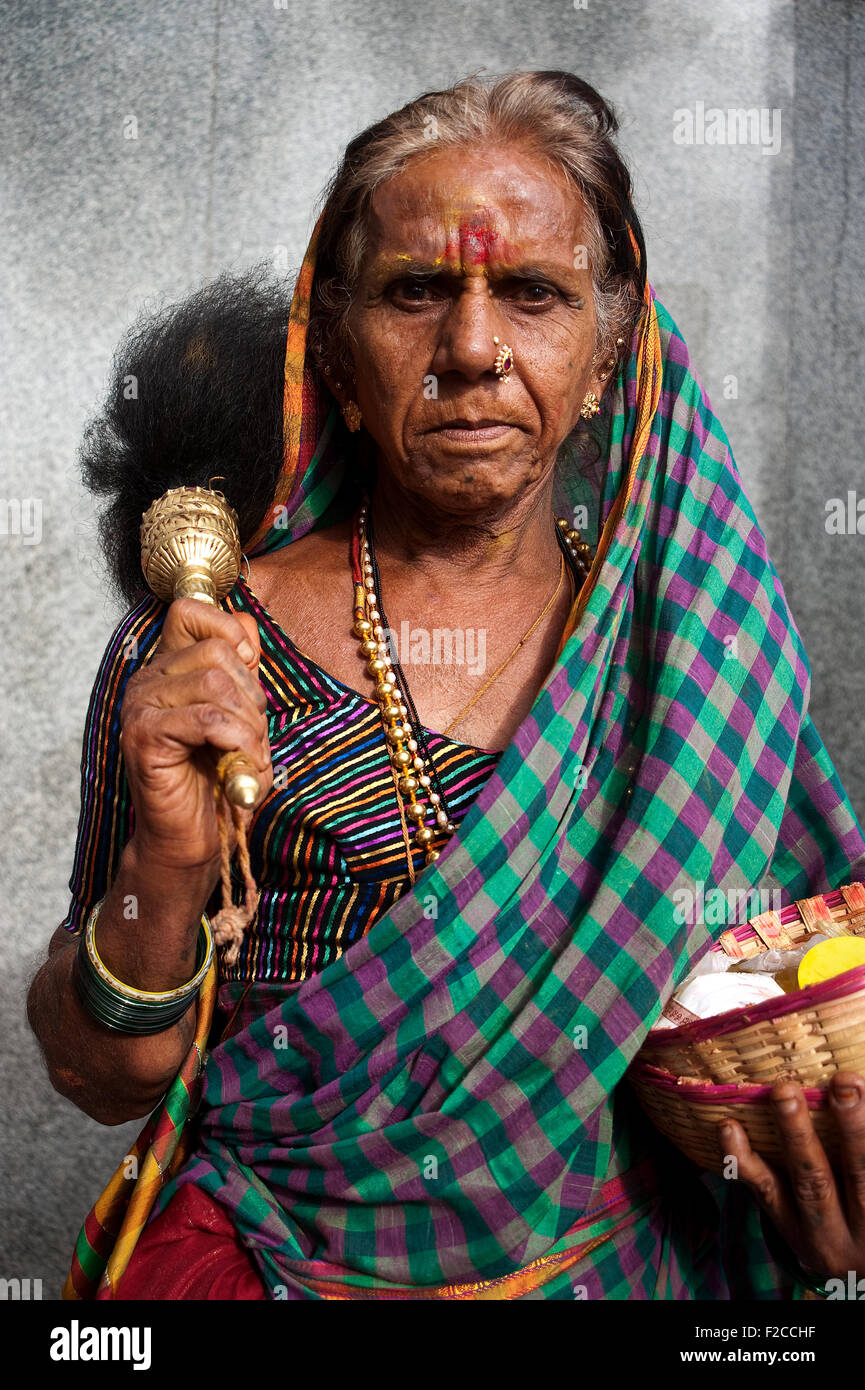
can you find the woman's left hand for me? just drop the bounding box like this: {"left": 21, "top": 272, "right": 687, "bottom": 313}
{"left": 720, "top": 1071, "right": 865, "bottom": 1282}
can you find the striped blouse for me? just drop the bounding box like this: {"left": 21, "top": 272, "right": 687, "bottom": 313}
{"left": 62, "top": 575, "right": 502, "bottom": 984}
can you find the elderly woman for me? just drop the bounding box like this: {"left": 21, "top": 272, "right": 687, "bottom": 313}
{"left": 28, "top": 70, "right": 865, "bottom": 1301}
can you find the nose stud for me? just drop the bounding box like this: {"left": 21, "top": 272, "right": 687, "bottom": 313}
{"left": 492, "top": 336, "right": 514, "bottom": 381}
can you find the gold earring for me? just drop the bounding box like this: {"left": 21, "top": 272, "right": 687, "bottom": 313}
{"left": 343, "top": 400, "right": 362, "bottom": 432}
{"left": 580, "top": 392, "right": 600, "bottom": 420}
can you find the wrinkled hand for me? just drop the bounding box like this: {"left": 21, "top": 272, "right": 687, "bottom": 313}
{"left": 120, "top": 597, "right": 273, "bottom": 871}
{"left": 720, "top": 1072, "right": 865, "bottom": 1283}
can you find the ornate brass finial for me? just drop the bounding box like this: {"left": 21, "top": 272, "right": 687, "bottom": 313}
{"left": 140, "top": 485, "right": 242, "bottom": 605}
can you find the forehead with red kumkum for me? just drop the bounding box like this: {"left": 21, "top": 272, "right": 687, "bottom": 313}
{"left": 442, "top": 213, "right": 515, "bottom": 268}
{"left": 366, "top": 211, "right": 550, "bottom": 283}
{"left": 363, "top": 158, "right": 589, "bottom": 290}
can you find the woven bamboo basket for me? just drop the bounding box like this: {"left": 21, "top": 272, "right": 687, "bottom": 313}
{"left": 629, "top": 883, "right": 865, "bottom": 1172}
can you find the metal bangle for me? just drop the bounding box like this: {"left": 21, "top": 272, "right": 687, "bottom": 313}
{"left": 73, "top": 962, "right": 201, "bottom": 1034}
{"left": 73, "top": 900, "right": 213, "bottom": 1037}
{"left": 85, "top": 899, "right": 213, "bottom": 1001}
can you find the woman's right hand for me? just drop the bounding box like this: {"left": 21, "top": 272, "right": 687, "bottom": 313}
{"left": 120, "top": 597, "right": 273, "bottom": 871}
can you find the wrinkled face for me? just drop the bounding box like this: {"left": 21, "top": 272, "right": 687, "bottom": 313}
{"left": 340, "top": 142, "right": 609, "bottom": 514}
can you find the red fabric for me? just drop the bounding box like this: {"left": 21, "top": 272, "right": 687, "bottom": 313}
{"left": 100, "top": 1183, "right": 268, "bottom": 1301}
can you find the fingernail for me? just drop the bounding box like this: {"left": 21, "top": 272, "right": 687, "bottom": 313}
{"left": 719, "top": 1123, "right": 734, "bottom": 1140}
{"left": 239, "top": 640, "right": 256, "bottom": 663}
{"left": 834, "top": 1084, "right": 861, "bottom": 1109}
{"left": 775, "top": 1096, "right": 798, "bottom": 1114}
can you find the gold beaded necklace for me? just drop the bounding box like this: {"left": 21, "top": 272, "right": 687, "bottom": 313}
{"left": 350, "top": 499, "right": 594, "bottom": 871}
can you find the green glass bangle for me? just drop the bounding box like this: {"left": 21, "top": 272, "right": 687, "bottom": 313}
{"left": 73, "top": 900, "right": 213, "bottom": 1037}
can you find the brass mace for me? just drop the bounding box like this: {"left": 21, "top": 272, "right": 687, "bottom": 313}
{"left": 140, "top": 485, "right": 261, "bottom": 809}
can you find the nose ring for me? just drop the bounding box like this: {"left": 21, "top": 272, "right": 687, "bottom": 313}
{"left": 492, "top": 336, "right": 514, "bottom": 381}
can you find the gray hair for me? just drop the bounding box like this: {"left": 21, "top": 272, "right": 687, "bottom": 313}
{"left": 308, "top": 70, "right": 646, "bottom": 388}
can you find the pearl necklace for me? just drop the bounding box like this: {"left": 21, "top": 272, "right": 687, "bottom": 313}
{"left": 351, "top": 499, "right": 594, "bottom": 870}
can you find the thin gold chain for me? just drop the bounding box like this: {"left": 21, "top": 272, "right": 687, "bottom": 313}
{"left": 441, "top": 549, "right": 567, "bottom": 738}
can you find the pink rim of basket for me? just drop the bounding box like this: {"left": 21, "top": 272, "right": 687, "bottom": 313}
{"left": 645, "top": 889, "right": 865, "bottom": 1048}
{"left": 630, "top": 1060, "right": 829, "bottom": 1108}
{"left": 707, "top": 888, "right": 849, "bottom": 954}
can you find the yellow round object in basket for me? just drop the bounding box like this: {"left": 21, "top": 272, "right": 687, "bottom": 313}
{"left": 797, "top": 937, "right": 865, "bottom": 988}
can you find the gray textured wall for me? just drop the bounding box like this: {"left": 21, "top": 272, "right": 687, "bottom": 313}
{"left": 2, "top": 0, "right": 863, "bottom": 1297}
